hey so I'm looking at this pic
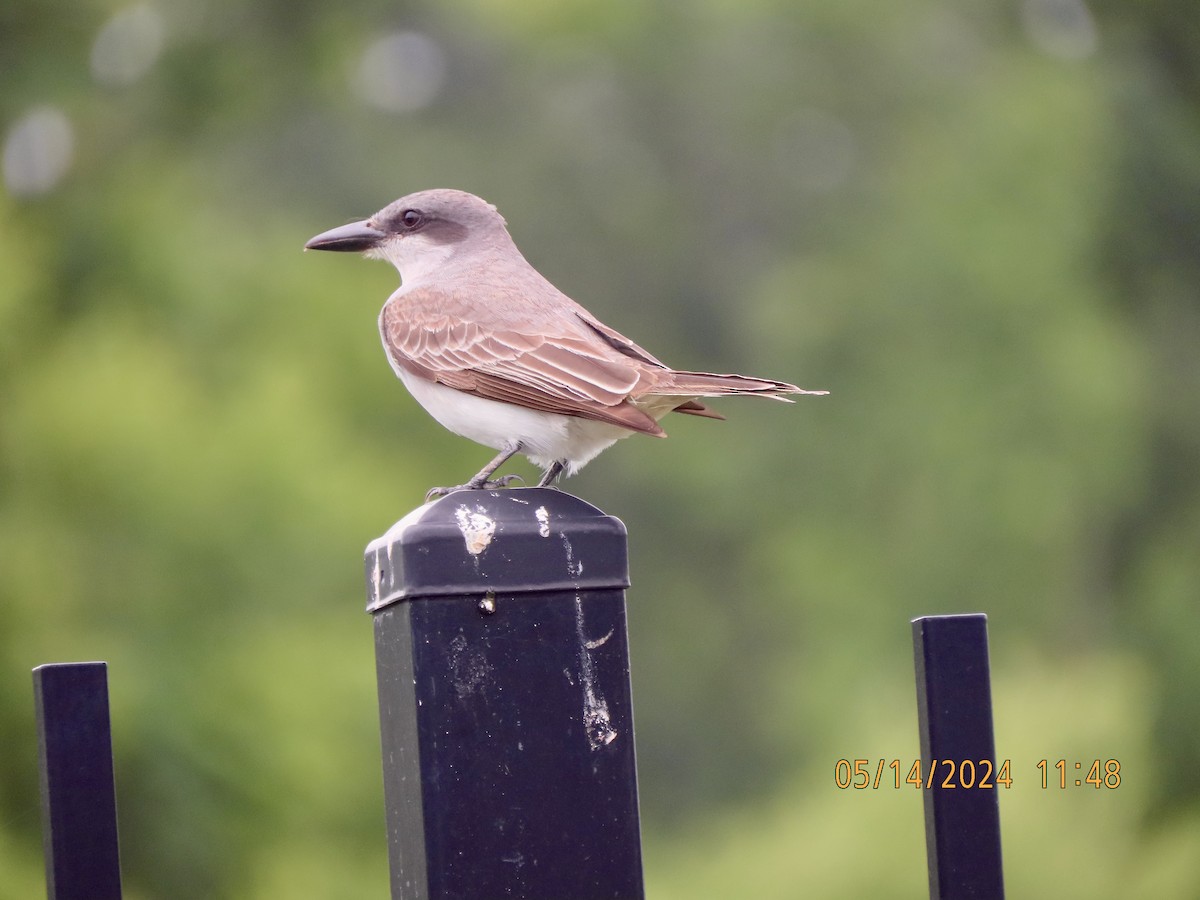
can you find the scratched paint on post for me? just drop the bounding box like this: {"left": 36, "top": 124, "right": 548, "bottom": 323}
{"left": 575, "top": 596, "right": 617, "bottom": 749}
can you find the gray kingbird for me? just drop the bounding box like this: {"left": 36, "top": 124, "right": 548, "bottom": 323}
{"left": 305, "top": 189, "right": 826, "bottom": 498}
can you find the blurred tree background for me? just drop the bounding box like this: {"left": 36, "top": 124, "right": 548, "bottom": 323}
{"left": 2, "top": 0, "right": 1199, "bottom": 896}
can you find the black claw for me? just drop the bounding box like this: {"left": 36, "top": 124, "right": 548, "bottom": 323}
{"left": 488, "top": 474, "right": 526, "bottom": 489}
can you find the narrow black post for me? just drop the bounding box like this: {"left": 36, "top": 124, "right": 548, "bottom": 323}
{"left": 912, "top": 614, "right": 1004, "bottom": 900}
{"left": 32, "top": 662, "right": 123, "bottom": 900}
{"left": 365, "top": 487, "right": 644, "bottom": 900}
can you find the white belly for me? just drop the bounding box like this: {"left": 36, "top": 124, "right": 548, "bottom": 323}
{"left": 395, "top": 368, "right": 634, "bottom": 475}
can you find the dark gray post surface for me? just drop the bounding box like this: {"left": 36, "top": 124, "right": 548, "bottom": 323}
{"left": 912, "top": 614, "right": 1005, "bottom": 900}
{"left": 32, "top": 661, "right": 123, "bottom": 900}
{"left": 366, "top": 487, "right": 644, "bottom": 900}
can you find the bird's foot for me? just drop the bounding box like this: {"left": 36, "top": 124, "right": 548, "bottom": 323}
{"left": 425, "top": 474, "right": 525, "bottom": 503}
{"left": 474, "top": 473, "right": 525, "bottom": 490}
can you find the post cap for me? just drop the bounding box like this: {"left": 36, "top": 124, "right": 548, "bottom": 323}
{"left": 364, "top": 488, "right": 629, "bottom": 612}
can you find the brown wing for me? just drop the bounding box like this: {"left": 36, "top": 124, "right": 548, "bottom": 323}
{"left": 380, "top": 287, "right": 666, "bottom": 436}
{"left": 574, "top": 312, "right": 670, "bottom": 368}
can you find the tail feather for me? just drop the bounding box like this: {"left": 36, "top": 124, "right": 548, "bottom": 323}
{"left": 660, "top": 370, "right": 828, "bottom": 399}
{"left": 672, "top": 399, "right": 727, "bottom": 420}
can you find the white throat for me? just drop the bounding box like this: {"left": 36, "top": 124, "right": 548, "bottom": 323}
{"left": 368, "top": 235, "right": 456, "bottom": 285}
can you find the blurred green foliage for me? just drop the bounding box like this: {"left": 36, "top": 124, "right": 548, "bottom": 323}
{"left": 2, "top": 0, "right": 1199, "bottom": 896}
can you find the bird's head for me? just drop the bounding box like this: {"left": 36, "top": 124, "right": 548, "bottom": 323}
{"left": 304, "top": 188, "right": 510, "bottom": 284}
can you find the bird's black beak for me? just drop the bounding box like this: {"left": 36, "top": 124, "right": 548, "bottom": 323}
{"left": 304, "top": 220, "right": 387, "bottom": 252}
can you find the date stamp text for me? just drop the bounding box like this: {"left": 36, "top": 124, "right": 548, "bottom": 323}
{"left": 833, "top": 758, "right": 1121, "bottom": 790}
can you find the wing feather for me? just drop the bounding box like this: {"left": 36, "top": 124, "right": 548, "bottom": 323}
{"left": 380, "top": 287, "right": 664, "bottom": 435}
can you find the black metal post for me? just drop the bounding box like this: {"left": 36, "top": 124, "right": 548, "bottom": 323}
{"left": 912, "top": 614, "right": 1005, "bottom": 900}
{"left": 365, "top": 487, "right": 644, "bottom": 900}
{"left": 32, "top": 662, "right": 123, "bottom": 900}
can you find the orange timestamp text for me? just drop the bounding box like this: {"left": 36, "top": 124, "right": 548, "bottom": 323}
{"left": 834, "top": 758, "right": 1011, "bottom": 790}
{"left": 833, "top": 758, "right": 1122, "bottom": 790}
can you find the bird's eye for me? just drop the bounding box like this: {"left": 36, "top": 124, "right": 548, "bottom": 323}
{"left": 400, "top": 209, "right": 423, "bottom": 229}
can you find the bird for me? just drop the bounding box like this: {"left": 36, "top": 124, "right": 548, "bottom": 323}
{"left": 305, "top": 189, "right": 826, "bottom": 499}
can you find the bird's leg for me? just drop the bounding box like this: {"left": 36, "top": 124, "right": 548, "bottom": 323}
{"left": 425, "top": 442, "right": 525, "bottom": 501}
{"left": 466, "top": 442, "right": 526, "bottom": 489}
{"left": 536, "top": 460, "right": 566, "bottom": 488}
